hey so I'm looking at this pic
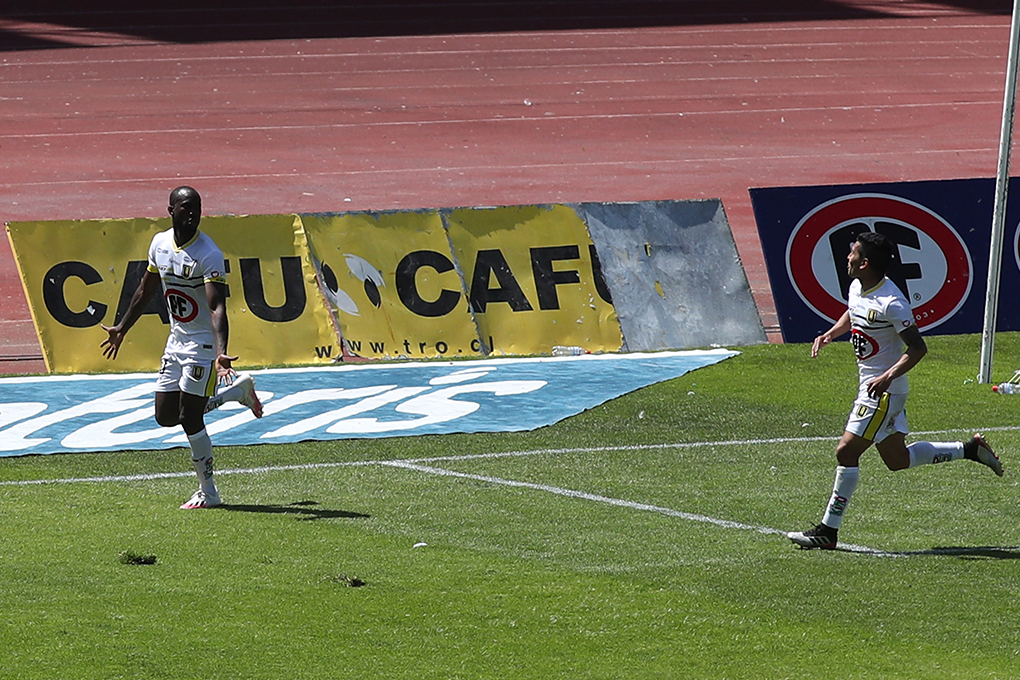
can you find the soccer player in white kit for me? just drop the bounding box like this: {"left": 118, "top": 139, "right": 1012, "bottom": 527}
{"left": 787, "top": 232, "right": 1003, "bottom": 549}
{"left": 101, "top": 186, "right": 262, "bottom": 509}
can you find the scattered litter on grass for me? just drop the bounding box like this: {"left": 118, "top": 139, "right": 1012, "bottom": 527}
{"left": 413, "top": 542, "right": 428, "bottom": 549}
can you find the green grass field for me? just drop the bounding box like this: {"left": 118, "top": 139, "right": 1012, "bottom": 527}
{"left": 2, "top": 333, "right": 1019, "bottom": 679}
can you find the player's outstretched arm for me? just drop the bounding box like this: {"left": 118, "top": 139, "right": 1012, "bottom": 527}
{"left": 100, "top": 270, "right": 161, "bottom": 360}
{"left": 811, "top": 310, "right": 851, "bottom": 358}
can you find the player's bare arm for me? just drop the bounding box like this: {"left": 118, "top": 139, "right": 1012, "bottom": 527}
{"left": 101, "top": 269, "right": 162, "bottom": 360}
{"left": 811, "top": 310, "right": 852, "bottom": 358}
{"left": 207, "top": 280, "right": 237, "bottom": 382}
{"left": 866, "top": 324, "right": 927, "bottom": 399}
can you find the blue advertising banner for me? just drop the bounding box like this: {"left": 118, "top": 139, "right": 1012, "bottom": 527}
{"left": 0, "top": 349, "right": 736, "bottom": 457}
{"left": 750, "top": 178, "right": 1020, "bottom": 343}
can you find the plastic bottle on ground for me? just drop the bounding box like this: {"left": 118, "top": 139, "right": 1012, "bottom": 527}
{"left": 992, "top": 382, "right": 1018, "bottom": 394}
{"left": 552, "top": 345, "right": 589, "bottom": 356}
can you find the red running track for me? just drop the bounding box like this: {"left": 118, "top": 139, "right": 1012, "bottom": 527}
{"left": 0, "top": 1, "right": 1013, "bottom": 373}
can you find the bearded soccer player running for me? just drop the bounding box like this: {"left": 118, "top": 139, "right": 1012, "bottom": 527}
{"left": 101, "top": 186, "right": 263, "bottom": 509}
{"left": 787, "top": 231, "right": 1002, "bottom": 550}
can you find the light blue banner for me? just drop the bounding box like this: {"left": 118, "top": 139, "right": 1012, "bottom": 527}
{"left": 0, "top": 350, "right": 736, "bottom": 457}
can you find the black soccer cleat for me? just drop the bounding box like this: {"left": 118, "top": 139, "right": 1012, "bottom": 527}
{"left": 964, "top": 433, "right": 1003, "bottom": 477}
{"left": 787, "top": 523, "right": 838, "bottom": 550}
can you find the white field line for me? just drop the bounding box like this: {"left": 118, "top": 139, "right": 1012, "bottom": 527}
{"left": 4, "top": 425, "right": 1015, "bottom": 488}
{"left": 384, "top": 459, "right": 793, "bottom": 535}
{"left": 381, "top": 460, "right": 892, "bottom": 557}
{"left": 4, "top": 428, "right": 1017, "bottom": 558}
{"left": 3, "top": 432, "right": 975, "bottom": 558}
{"left": 1, "top": 434, "right": 840, "bottom": 487}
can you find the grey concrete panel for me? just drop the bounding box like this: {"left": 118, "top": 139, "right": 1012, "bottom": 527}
{"left": 575, "top": 200, "right": 765, "bottom": 350}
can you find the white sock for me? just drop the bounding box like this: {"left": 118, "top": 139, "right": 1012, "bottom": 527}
{"left": 187, "top": 428, "right": 217, "bottom": 495}
{"left": 907, "top": 441, "right": 964, "bottom": 468}
{"left": 205, "top": 377, "right": 245, "bottom": 413}
{"left": 821, "top": 465, "right": 859, "bottom": 529}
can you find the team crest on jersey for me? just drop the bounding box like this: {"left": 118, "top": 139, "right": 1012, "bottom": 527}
{"left": 181, "top": 263, "right": 194, "bottom": 278}
{"left": 867, "top": 309, "right": 877, "bottom": 323}
{"left": 850, "top": 328, "right": 878, "bottom": 360}
{"left": 165, "top": 288, "right": 199, "bottom": 323}
{"left": 189, "top": 365, "right": 205, "bottom": 380}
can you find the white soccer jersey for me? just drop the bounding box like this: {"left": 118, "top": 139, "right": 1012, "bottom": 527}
{"left": 847, "top": 277, "right": 915, "bottom": 395}
{"left": 147, "top": 228, "right": 227, "bottom": 361}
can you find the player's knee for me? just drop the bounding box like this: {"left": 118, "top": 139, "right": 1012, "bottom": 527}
{"left": 178, "top": 410, "right": 206, "bottom": 435}
{"left": 154, "top": 410, "right": 179, "bottom": 427}
{"left": 835, "top": 443, "right": 861, "bottom": 467}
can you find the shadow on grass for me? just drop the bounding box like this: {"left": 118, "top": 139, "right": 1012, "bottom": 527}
{"left": 842, "top": 545, "right": 1020, "bottom": 559}
{"left": 903, "top": 546, "right": 1020, "bottom": 560}
{"left": 219, "top": 499, "right": 369, "bottom": 521}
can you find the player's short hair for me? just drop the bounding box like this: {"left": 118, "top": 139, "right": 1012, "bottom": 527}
{"left": 856, "top": 231, "right": 895, "bottom": 275}
{"left": 169, "top": 186, "right": 200, "bottom": 207}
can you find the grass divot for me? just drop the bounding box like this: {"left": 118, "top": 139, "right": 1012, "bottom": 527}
{"left": 118, "top": 550, "right": 157, "bottom": 565}
{"left": 322, "top": 573, "right": 366, "bottom": 587}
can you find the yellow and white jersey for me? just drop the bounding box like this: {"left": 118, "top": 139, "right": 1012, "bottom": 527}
{"left": 147, "top": 228, "right": 226, "bottom": 362}
{"left": 847, "top": 277, "right": 915, "bottom": 395}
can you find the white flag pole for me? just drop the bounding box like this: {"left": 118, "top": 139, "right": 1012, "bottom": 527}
{"left": 979, "top": 0, "right": 1020, "bottom": 384}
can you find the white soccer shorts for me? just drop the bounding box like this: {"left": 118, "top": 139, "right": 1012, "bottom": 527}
{"left": 155, "top": 352, "right": 217, "bottom": 398}
{"left": 844, "top": 391, "right": 908, "bottom": 443}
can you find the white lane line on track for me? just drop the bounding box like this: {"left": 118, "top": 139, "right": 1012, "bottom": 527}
{"left": 1, "top": 99, "right": 996, "bottom": 140}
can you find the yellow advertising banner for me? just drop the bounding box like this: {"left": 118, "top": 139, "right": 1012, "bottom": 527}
{"left": 443, "top": 205, "right": 623, "bottom": 355}
{"left": 6, "top": 215, "right": 337, "bottom": 373}
{"left": 202, "top": 214, "right": 338, "bottom": 367}
{"left": 9, "top": 204, "right": 630, "bottom": 373}
{"left": 302, "top": 211, "right": 483, "bottom": 359}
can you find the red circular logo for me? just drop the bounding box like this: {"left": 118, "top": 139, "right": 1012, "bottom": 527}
{"left": 786, "top": 194, "right": 972, "bottom": 331}
{"left": 165, "top": 288, "right": 199, "bottom": 323}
